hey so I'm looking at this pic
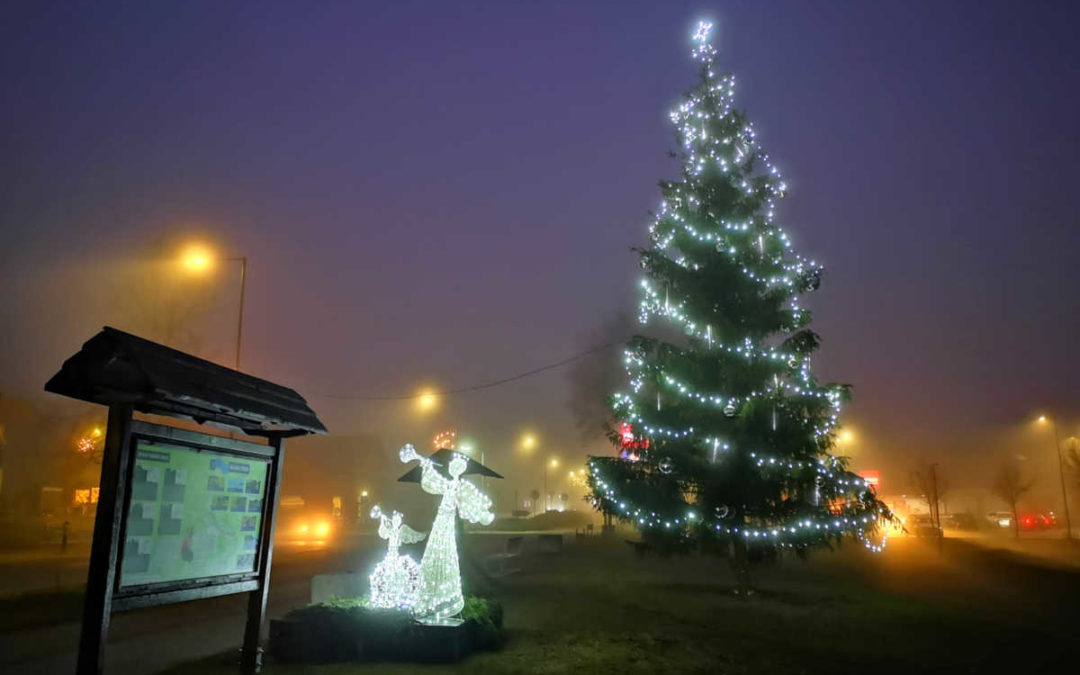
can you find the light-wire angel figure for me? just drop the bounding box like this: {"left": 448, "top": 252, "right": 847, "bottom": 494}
{"left": 399, "top": 443, "right": 494, "bottom": 624}
{"left": 368, "top": 504, "right": 426, "bottom": 610}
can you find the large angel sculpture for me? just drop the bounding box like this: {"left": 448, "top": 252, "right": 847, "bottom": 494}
{"left": 368, "top": 504, "right": 426, "bottom": 610}
{"left": 399, "top": 443, "right": 494, "bottom": 623}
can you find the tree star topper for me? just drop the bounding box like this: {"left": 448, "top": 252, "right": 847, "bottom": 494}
{"left": 693, "top": 21, "right": 713, "bottom": 44}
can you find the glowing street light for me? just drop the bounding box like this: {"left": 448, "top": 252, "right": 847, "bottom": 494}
{"left": 1036, "top": 414, "right": 1073, "bottom": 539}
{"left": 543, "top": 456, "right": 559, "bottom": 513}
{"left": 177, "top": 242, "right": 248, "bottom": 371}
{"left": 415, "top": 389, "right": 439, "bottom": 413}
{"left": 180, "top": 243, "right": 214, "bottom": 274}
{"left": 520, "top": 433, "right": 537, "bottom": 450}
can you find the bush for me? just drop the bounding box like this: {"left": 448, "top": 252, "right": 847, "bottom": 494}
{"left": 270, "top": 595, "right": 505, "bottom": 663}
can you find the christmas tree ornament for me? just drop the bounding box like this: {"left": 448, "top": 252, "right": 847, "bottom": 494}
{"left": 724, "top": 400, "right": 737, "bottom": 417}
{"left": 658, "top": 457, "right": 675, "bottom": 474}
{"left": 714, "top": 505, "right": 731, "bottom": 520}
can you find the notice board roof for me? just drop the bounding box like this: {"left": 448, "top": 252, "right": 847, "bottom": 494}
{"left": 45, "top": 327, "right": 327, "bottom": 437}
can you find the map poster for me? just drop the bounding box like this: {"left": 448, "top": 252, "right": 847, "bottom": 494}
{"left": 119, "top": 439, "right": 270, "bottom": 588}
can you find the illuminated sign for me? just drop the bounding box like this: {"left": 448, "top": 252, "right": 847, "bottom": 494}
{"left": 858, "top": 470, "right": 881, "bottom": 491}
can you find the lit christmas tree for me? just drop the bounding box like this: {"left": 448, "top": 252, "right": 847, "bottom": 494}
{"left": 587, "top": 21, "right": 889, "bottom": 593}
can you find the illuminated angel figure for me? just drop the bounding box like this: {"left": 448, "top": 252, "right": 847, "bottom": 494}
{"left": 399, "top": 443, "right": 494, "bottom": 623}
{"left": 368, "top": 505, "right": 426, "bottom": 610}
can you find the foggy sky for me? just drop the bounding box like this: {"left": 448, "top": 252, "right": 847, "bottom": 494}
{"left": 2, "top": 1, "right": 1078, "bottom": 495}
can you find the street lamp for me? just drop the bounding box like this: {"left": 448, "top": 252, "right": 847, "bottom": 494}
{"left": 415, "top": 388, "right": 439, "bottom": 413}
{"left": 544, "top": 457, "right": 558, "bottom": 513}
{"left": 180, "top": 243, "right": 248, "bottom": 371}
{"left": 458, "top": 438, "right": 488, "bottom": 493}
{"left": 1037, "top": 414, "right": 1073, "bottom": 539}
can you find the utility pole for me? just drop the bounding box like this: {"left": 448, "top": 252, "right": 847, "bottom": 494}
{"left": 233, "top": 256, "right": 247, "bottom": 371}
{"left": 1049, "top": 419, "right": 1073, "bottom": 539}
{"left": 1039, "top": 415, "right": 1073, "bottom": 540}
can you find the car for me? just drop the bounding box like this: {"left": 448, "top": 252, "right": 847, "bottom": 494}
{"left": 942, "top": 513, "right": 978, "bottom": 531}
{"left": 1019, "top": 512, "right": 1056, "bottom": 530}
{"left": 275, "top": 496, "right": 335, "bottom": 545}
{"left": 985, "top": 511, "right": 1013, "bottom": 528}
{"left": 908, "top": 513, "right": 942, "bottom": 538}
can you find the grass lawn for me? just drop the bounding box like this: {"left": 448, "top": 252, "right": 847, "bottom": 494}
{"left": 161, "top": 536, "right": 1079, "bottom": 675}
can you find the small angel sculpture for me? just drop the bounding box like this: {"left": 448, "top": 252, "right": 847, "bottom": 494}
{"left": 368, "top": 504, "right": 426, "bottom": 610}
{"left": 399, "top": 443, "right": 494, "bottom": 623}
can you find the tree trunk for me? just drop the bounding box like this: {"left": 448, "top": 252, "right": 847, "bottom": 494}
{"left": 730, "top": 538, "right": 752, "bottom": 597}
{"left": 1011, "top": 503, "right": 1019, "bottom": 540}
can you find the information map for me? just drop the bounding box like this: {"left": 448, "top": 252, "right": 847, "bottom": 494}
{"left": 119, "top": 439, "right": 269, "bottom": 588}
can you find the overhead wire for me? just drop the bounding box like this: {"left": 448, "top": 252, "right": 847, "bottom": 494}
{"left": 316, "top": 339, "right": 627, "bottom": 401}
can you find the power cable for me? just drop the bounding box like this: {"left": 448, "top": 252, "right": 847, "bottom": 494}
{"left": 317, "top": 339, "right": 625, "bottom": 401}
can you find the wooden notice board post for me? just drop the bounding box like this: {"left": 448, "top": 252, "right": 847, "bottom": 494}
{"left": 45, "top": 328, "right": 327, "bottom": 675}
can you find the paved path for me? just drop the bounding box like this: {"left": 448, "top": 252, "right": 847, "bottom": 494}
{"left": 0, "top": 542, "right": 365, "bottom": 675}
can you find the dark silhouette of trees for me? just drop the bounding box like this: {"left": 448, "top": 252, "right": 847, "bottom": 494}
{"left": 992, "top": 459, "right": 1032, "bottom": 540}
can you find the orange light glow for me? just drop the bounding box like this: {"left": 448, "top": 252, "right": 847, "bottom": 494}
{"left": 180, "top": 243, "right": 215, "bottom": 274}
{"left": 415, "top": 388, "right": 439, "bottom": 413}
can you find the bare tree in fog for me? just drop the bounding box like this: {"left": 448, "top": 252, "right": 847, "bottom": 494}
{"left": 1064, "top": 437, "right": 1080, "bottom": 490}
{"left": 566, "top": 311, "right": 634, "bottom": 443}
{"left": 992, "top": 459, "right": 1032, "bottom": 540}
{"left": 909, "top": 461, "right": 949, "bottom": 526}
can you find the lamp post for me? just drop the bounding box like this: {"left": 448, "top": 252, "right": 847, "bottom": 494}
{"left": 232, "top": 256, "right": 247, "bottom": 371}
{"left": 544, "top": 457, "right": 558, "bottom": 513}
{"left": 181, "top": 245, "right": 247, "bottom": 371}
{"left": 1038, "top": 415, "right": 1073, "bottom": 539}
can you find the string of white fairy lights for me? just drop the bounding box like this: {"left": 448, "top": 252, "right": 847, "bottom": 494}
{"left": 596, "top": 21, "right": 888, "bottom": 553}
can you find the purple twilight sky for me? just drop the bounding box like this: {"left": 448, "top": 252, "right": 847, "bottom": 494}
{"left": 2, "top": 1, "right": 1078, "bottom": 491}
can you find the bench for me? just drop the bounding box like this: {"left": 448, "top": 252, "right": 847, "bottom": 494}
{"left": 536, "top": 533, "right": 563, "bottom": 554}
{"left": 483, "top": 535, "right": 524, "bottom": 577}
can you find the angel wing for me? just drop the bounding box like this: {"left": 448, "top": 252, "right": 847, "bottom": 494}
{"left": 456, "top": 478, "right": 495, "bottom": 526}
{"left": 398, "top": 523, "right": 427, "bottom": 545}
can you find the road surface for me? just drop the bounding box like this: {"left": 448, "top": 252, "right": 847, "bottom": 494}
{"left": 0, "top": 538, "right": 378, "bottom": 675}
{"left": 0, "top": 531, "right": 526, "bottom": 675}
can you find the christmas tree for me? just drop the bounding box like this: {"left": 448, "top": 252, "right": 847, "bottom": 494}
{"left": 587, "top": 22, "right": 889, "bottom": 592}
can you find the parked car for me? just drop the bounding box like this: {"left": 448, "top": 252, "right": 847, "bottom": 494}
{"left": 942, "top": 513, "right": 978, "bottom": 531}
{"left": 275, "top": 496, "right": 335, "bottom": 545}
{"left": 1019, "top": 512, "right": 1057, "bottom": 530}
{"left": 908, "top": 514, "right": 942, "bottom": 538}
{"left": 985, "top": 511, "right": 1013, "bottom": 529}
